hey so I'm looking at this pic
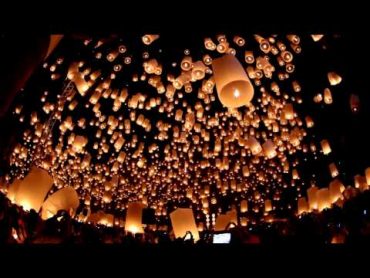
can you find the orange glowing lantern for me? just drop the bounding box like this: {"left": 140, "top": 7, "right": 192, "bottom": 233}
{"left": 307, "top": 186, "right": 318, "bottom": 211}
{"left": 170, "top": 208, "right": 199, "bottom": 241}
{"left": 297, "top": 197, "right": 308, "bottom": 215}
{"left": 324, "top": 88, "right": 333, "bottom": 104}
{"left": 329, "top": 163, "right": 339, "bottom": 178}
{"left": 262, "top": 139, "right": 277, "bottom": 159}
{"left": 212, "top": 54, "right": 254, "bottom": 108}
{"left": 40, "top": 187, "right": 79, "bottom": 220}
{"left": 366, "top": 167, "right": 370, "bottom": 186}
{"left": 317, "top": 188, "right": 331, "bottom": 211}
{"left": 328, "top": 72, "right": 342, "bottom": 86}
{"left": 142, "top": 34, "right": 159, "bottom": 45}
{"left": 321, "top": 139, "right": 331, "bottom": 155}
{"left": 125, "top": 202, "right": 145, "bottom": 234}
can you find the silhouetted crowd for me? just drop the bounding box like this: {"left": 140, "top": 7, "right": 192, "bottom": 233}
{"left": 2, "top": 190, "right": 370, "bottom": 245}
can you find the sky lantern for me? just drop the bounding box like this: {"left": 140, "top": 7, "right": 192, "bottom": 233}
{"left": 262, "top": 139, "right": 277, "bottom": 159}
{"left": 350, "top": 94, "right": 360, "bottom": 113}
{"left": 365, "top": 167, "right": 370, "bottom": 186}
{"left": 212, "top": 54, "right": 254, "bottom": 108}
{"left": 311, "top": 34, "right": 324, "bottom": 42}
{"left": 142, "top": 34, "right": 159, "bottom": 45}
{"left": 170, "top": 208, "right": 199, "bottom": 241}
{"left": 321, "top": 139, "right": 332, "bottom": 155}
{"left": 328, "top": 72, "right": 342, "bottom": 86}
{"left": 297, "top": 197, "right": 309, "bottom": 215}
{"left": 317, "top": 188, "right": 331, "bottom": 211}
{"left": 307, "top": 186, "right": 318, "bottom": 211}
{"left": 125, "top": 202, "right": 145, "bottom": 234}
{"left": 40, "top": 186, "right": 79, "bottom": 220}
{"left": 329, "top": 179, "right": 345, "bottom": 203}
{"left": 240, "top": 199, "right": 248, "bottom": 213}
{"left": 8, "top": 167, "right": 54, "bottom": 212}
{"left": 329, "top": 163, "right": 339, "bottom": 178}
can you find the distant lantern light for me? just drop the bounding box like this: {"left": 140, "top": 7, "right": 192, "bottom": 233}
{"left": 324, "top": 88, "right": 333, "bottom": 104}
{"left": 262, "top": 139, "right": 277, "bottom": 159}
{"left": 260, "top": 40, "right": 271, "bottom": 53}
{"left": 244, "top": 51, "right": 255, "bottom": 64}
{"left": 240, "top": 200, "right": 248, "bottom": 213}
{"left": 311, "top": 34, "right": 324, "bottom": 42}
{"left": 142, "top": 34, "right": 159, "bottom": 45}
{"left": 321, "top": 139, "right": 331, "bottom": 155}
{"left": 248, "top": 136, "right": 262, "bottom": 155}
{"left": 204, "top": 38, "right": 216, "bottom": 50}
{"left": 181, "top": 56, "right": 193, "bottom": 71}
{"left": 329, "top": 163, "right": 339, "bottom": 178}
{"left": 265, "top": 200, "right": 272, "bottom": 212}
{"left": 281, "top": 51, "right": 293, "bottom": 63}
{"left": 328, "top": 72, "right": 342, "bottom": 86}
{"left": 350, "top": 94, "right": 360, "bottom": 113}
{"left": 233, "top": 36, "right": 245, "bottom": 46}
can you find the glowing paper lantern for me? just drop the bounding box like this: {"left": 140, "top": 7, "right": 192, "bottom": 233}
{"left": 281, "top": 51, "right": 293, "bottom": 63}
{"left": 240, "top": 217, "right": 248, "bottom": 227}
{"left": 125, "top": 202, "right": 145, "bottom": 234}
{"left": 329, "top": 179, "right": 344, "bottom": 203}
{"left": 242, "top": 166, "right": 250, "bottom": 177}
{"left": 102, "top": 191, "right": 112, "bottom": 203}
{"left": 248, "top": 136, "right": 262, "bottom": 155}
{"left": 7, "top": 179, "right": 22, "bottom": 202}
{"left": 240, "top": 200, "right": 248, "bottom": 213}
{"left": 305, "top": 116, "right": 314, "bottom": 128}
{"left": 350, "top": 94, "right": 360, "bottom": 113}
{"left": 88, "top": 211, "right": 114, "bottom": 227}
{"left": 282, "top": 104, "right": 294, "bottom": 120}
{"left": 72, "top": 135, "right": 88, "bottom": 153}
{"left": 0, "top": 177, "right": 7, "bottom": 194}
{"left": 324, "top": 88, "right": 333, "bottom": 104}
{"left": 181, "top": 56, "right": 193, "bottom": 71}
{"left": 265, "top": 199, "right": 272, "bottom": 212}
{"left": 244, "top": 51, "right": 255, "bottom": 64}
{"left": 204, "top": 38, "right": 216, "bottom": 50}
{"left": 9, "top": 167, "right": 54, "bottom": 212}
{"left": 317, "top": 188, "right": 331, "bottom": 211}
{"left": 311, "top": 34, "right": 324, "bottom": 42}
{"left": 192, "top": 61, "right": 207, "bottom": 80}
{"left": 321, "top": 139, "right": 331, "bottom": 155}
{"left": 354, "top": 175, "right": 368, "bottom": 192}
{"left": 233, "top": 36, "right": 245, "bottom": 46}
{"left": 328, "top": 72, "right": 342, "bottom": 86}
{"left": 214, "top": 214, "right": 232, "bottom": 231}
{"left": 170, "top": 208, "right": 199, "bottom": 241}
{"left": 262, "top": 139, "right": 277, "bottom": 159}
{"left": 329, "top": 163, "right": 339, "bottom": 178}
{"left": 297, "top": 197, "right": 308, "bottom": 215}
{"left": 142, "top": 34, "right": 159, "bottom": 45}
{"left": 292, "top": 169, "right": 300, "bottom": 180}
{"left": 366, "top": 167, "right": 370, "bottom": 186}
{"left": 307, "top": 186, "right": 318, "bottom": 211}
{"left": 40, "top": 187, "right": 79, "bottom": 220}
{"left": 212, "top": 54, "right": 254, "bottom": 108}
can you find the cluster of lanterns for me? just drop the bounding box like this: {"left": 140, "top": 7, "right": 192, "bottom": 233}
{"left": 3, "top": 33, "right": 365, "bottom": 229}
